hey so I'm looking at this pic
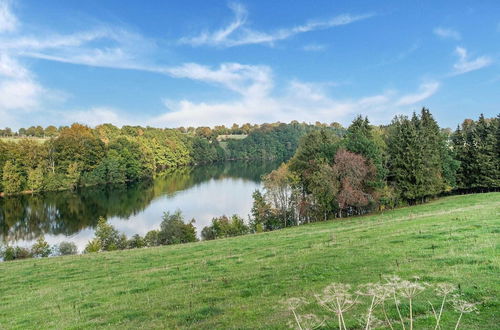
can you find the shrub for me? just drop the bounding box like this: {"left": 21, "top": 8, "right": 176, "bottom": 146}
{"left": 94, "top": 217, "right": 122, "bottom": 251}
{"left": 57, "top": 241, "right": 78, "bottom": 255}
{"left": 31, "top": 236, "right": 51, "bottom": 258}
{"left": 201, "top": 215, "right": 249, "bottom": 240}
{"left": 144, "top": 230, "right": 160, "bottom": 247}
{"left": 84, "top": 239, "right": 101, "bottom": 253}
{"left": 158, "top": 210, "right": 197, "bottom": 245}
{"left": 1, "top": 246, "right": 32, "bottom": 261}
{"left": 127, "top": 234, "right": 145, "bottom": 249}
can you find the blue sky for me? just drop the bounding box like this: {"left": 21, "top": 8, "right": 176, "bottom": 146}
{"left": 0, "top": 0, "right": 499, "bottom": 129}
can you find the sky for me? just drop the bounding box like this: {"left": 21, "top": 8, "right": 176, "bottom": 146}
{"left": 0, "top": 0, "right": 499, "bottom": 130}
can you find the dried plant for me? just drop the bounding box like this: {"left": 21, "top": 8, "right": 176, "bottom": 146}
{"left": 285, "top": 276, "right": 481, "bottom": 330}
{"left": 450, "top": 295, "right": 478, "bottom": 330}
{"left": 429, "top": 283, "right": 456, "bottom": 329}
{"left": 383, "top": 275, "right": 406, "bottom": 329}
{"left": 315, "top": 283, "right": 358, "bottom": 330}
{"left": 284, "top": 298, "right": 324, "bottom": 330}
{"left": 356, "top": 283, "right": 392, "bottom": 329}
{"left": 397, "top": 277, "right": 427, "bottom": 330}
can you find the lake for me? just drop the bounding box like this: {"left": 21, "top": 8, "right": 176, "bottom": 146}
{"left": 0, "top": 161, "right": 280, "bottom": 251}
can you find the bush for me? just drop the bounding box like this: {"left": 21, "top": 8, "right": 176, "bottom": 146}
{"left": 1, "top": 246, "right": 32, "bottom": 261}
{"left": 31, "top": 236, "right": 51, "bottom": 258}
{"left": 144, "top": 230, "right": 160, "bottom": 247}
{"left": 94, "top": 217, "right": 122, "bottom": 251}
{"left": 84, "top": 239, "right": 101, "bottom": 253}
{"left": 201, "top": 215, "right": 249, "bottom": 240}
{"left": 57, "top": 241, "right": 78, "bottom": 255}
{"left": 158, "top": 210, "right": 197, "bottom": 245}
{"left": 127, "top": 234, "right": 145, "bottom": 249}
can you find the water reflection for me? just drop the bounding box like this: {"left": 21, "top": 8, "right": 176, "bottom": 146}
{"left": 0, "top": 161, "right": 280, "bottom": 249}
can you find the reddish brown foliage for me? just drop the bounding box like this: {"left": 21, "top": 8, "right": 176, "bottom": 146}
{"left": 333, "top": 149, "right": 376, "bottom": 210}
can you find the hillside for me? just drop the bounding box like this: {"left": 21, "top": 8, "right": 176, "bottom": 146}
{"left": 0, "top": 193, "right": 498, "bottom": 329}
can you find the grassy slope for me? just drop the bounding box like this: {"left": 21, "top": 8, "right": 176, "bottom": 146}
{"left": 0, "top": 137, "right": 49, "bottom": 144}
{"left": 0, "top": 193, "right": 498, "bottom": 329}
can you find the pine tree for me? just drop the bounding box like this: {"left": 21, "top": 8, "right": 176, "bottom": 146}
{"left": 474, "top": 114, "right": 498, "bottom": 188}
{"left": 344, "top": 115, "right": 386, "bottom": 189}
{"left": 419, "top": 108, "right": 446, "bottom": 196}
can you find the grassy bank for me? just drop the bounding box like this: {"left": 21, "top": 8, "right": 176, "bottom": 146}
{"left": 0, "top": 193, "right": 498, "bottom": 329}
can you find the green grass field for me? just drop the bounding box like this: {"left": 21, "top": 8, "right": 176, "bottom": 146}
{"left": 0, "top": 193, "right": 498, "bottom": 329}
{"left": 0, "top": 137, "right": 49, "bottom": 144}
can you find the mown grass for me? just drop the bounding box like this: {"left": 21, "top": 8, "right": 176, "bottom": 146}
{"left": 0, "top": 193, "right": 498, "bottom": 329}
{"left": 0, "top": 137, "right": 49, "bottom": 144}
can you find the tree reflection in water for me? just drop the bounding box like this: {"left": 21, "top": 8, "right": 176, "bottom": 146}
{"left": 0, "top": 160, "right": 280, "bottom": 244}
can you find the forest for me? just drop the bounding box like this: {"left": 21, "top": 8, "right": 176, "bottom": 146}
{"left": 0, "top": 121, "right": 325, "bottom": 195}
{"left": 0, "top": 109, "right": 499, "bottom": 258}
{"left": 249, "top": 110, "right": 499, "bottom": 232}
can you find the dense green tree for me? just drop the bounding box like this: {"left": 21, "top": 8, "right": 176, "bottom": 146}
{"left": 250, "top": 190, "right": 275, "bottom": 232}
{"left": 27, "top": 167, "right": 44, "bottom": 192}
{"left": 289, "top": 128, "right": 341, "bottom": 193}
{"left": 144, "top": 230, "right": 160, "bottom": 247}
{"left": 157, "top": 210, "right": 197, "bottom": 245}
{"left": 344, "top": 115, "right": 386, "bottom": 189}
{"left": 201, "top": 215, "right": 249, "bottom": 240}
{"left": 127, "top": 234, "right": 146, "bottom": 249}
{"left": 2, "top": 161, "right": 25, "bottom": 194}
{"left": 93, "top": 217, "right": 123, "bottom": 251}
{"left": 453, "top": 114, "right": 500, "bottom": 190}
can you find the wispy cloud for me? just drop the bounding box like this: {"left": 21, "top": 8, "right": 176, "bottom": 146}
{"left": 0, "top": 0, "right": 17, "bottom": 33}
{"left": 179, "top": 3, "right": 373, "bottom": 47}
{"left": 433, "top": 27, "right": 461, "bottom": 40}
{"left": 0, "top": 0, "right": 439, "bottom": 129}
{"left": 152, "top": 62, "right": 440, "bottom": 127}
{"left": 396, "top": 81, "right": 440, "bottom": 106}
{"left": 453, "top": 46, "right": 492, "bottom": 75}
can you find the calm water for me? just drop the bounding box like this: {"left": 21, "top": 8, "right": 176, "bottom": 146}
{"left": 0, "top": 161, "right": 280, "bottom": 251}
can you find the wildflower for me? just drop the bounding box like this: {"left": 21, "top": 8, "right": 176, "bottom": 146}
{"left": 450, "top": 295, "right": 478, "bottom": 330}
{"left": 315, "top": 283, "right": 358, "bottom": 330}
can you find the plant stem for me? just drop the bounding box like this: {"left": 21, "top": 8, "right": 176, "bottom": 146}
{"left": 393, "top": 292, "right": 406, "bottom": 330}
{"left": 340, "top": 311, "right": 347, "bottom": 330}
{"left": 409, "top": 298, "right": 413, "bottom": 330}
{"left": 435, "top": 295, "right": 446, "bottom": 329}
{"left": 336, "top": 298, "right": 343, "bottom": 330}
{"left": 292, "top": 309, "right": 302, "bottom": 330}
{"left": 382, "top": 302, "right": 394, "bottom": 330}
{"left": 366, "top": 296, "right": 375, "bottom": 330}
{"left": 454, "top": 313, "right": 463, "bottom": 330}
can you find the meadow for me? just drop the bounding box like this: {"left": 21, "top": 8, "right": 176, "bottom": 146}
{"left": 0, "top": 193, "right": 498, "bottom": 329}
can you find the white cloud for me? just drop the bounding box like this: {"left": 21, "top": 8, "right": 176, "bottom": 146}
{"left": 0, "top": 54, "right": 44, "bottom": 113}
{"left": 433, "top": 27, "right": 460, "bottom": 40}
{"left": 396, "top": 81, "right": 440, "bottom": 106}
{"left": 0, "top": 52, "right": 29, "bottom": 78}
{"left": 180, "top": 3, "right": 373, "bottom": 47}
{"left": 453, "top": 46, "right": 493, "bottom": 75}
{"left": 0, "top": 0, "right": 17, "bottom": 33}
{"left": 151, "top": 63, "right": 440, "bottom": 127}
{"left": 0, "top": 28, "right": 156, "bottom": 71}
{"left": 60, "top": 107, "right": 133, "bottom": 127}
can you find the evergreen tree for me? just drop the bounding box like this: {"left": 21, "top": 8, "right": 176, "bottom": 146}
{"left": 344, "top": 115, "right": 386, "bottom": 189}
{"left": 419, "top": 108, "right": 446, "bottom": 196}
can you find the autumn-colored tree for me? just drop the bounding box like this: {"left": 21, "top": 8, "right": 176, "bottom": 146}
{"left": 333, "top": 149, "right": 376, "bottom": 217}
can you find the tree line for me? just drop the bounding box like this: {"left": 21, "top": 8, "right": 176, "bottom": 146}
{"left": 0, "top": 121, "right": 332, "bottom": 195}
{"left": 250, "top": 110, "right": 499, "bottom": 231}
